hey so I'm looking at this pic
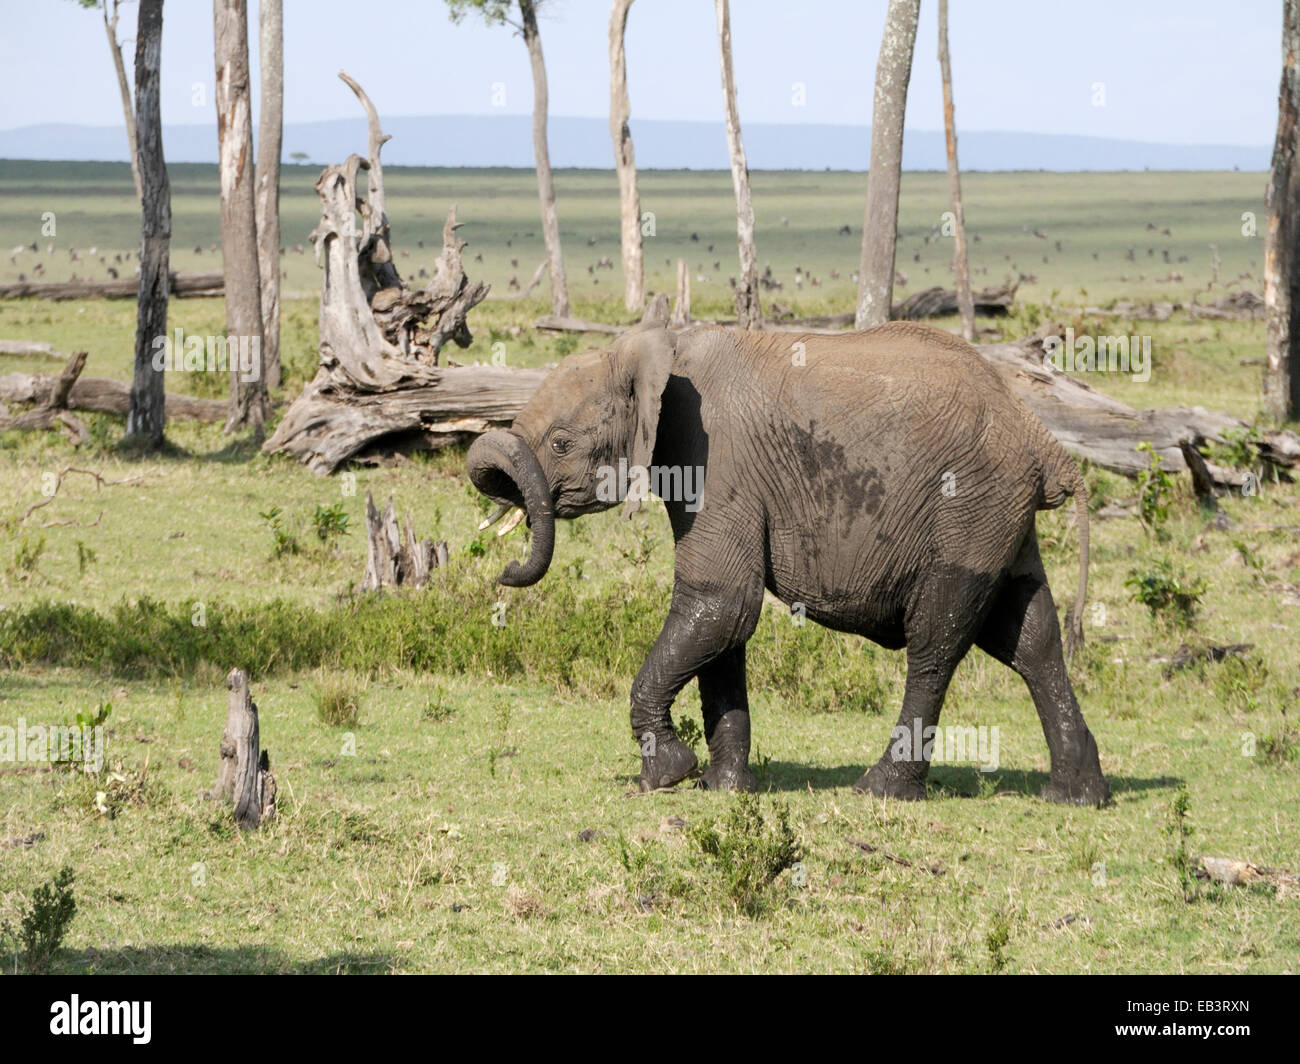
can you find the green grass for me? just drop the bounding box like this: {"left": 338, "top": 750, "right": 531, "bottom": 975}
{"left": 0, "top": 163, "right": 1297, "bottom": 973}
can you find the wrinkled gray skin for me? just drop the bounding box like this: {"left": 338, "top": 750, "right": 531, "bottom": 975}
{"left": 466, "top": 320, "right": 1110, "bottom": 806}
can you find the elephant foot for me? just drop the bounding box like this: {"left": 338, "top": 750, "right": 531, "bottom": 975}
{"left": 1041, "top": 770, "right": 1111, "bottom": 807}
{"left": 638, "top": 736, "right": 698, "bottom": 792}
{"left": 695, "top": 761, "right": 757, "bottom": 792}
{"left": 852, "top": 760, "right": 927, "bottom": 801}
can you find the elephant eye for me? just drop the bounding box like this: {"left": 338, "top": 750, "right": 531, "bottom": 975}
{"left": 550, "top": 434, "right": 572, "bottom": 457}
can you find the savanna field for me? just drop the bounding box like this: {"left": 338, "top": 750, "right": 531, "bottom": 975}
{"left": 0, "top": 161, "right": 1297, "bottom": 973}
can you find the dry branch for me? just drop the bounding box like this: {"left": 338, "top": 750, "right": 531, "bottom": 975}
{"left": 0, "top": 367, "right": 227, "bottom": 423}
{"left": 0, "top": 271, "right": 223, "bottom": 302}
{"left": 0, "top": 351, "right": 90, "bottom": 444}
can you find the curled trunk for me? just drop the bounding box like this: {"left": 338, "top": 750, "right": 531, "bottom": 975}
{"left": 465, "top": 429, "right": 555, "bottom": 587}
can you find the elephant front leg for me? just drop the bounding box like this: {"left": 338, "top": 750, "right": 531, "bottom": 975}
{"left": 632, "top": 580, "right": 761, "bottom": 792}
{"left": 696, "top": 646, "right": 756, "bottom": 792}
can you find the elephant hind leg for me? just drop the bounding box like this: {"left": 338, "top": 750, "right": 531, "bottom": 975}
{"left": 974, "top": 549, "right": 1110, "bottom": 807}
{"left": 695, "top": 645, "right": 756, "bottom": 792}
{"left": 855, "top": 567, "right": 990, "bottom": 800}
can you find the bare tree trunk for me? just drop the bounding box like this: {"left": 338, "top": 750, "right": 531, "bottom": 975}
{"left": 715, "top": 0, "right": 760, "bottom": 329}
{"left": 255, "top": 0, "right": 283, "bottom": 390}
{"left": 937, "top": 0, "right": 974, "bottom": 343}
{"left": 609, "top": 0, "right": 643, "bottom": 316}
{"left": 103, "top": 0, "right": 143, "bottom": 202}
{"left": 127, "top": 0, "right": 168, "bottom": 446}
{"left": 520, "top": 0, "right": 569, "bottom": 318}
{"left": 856, "top": 0, "right": 920, "bottom": 330}
{"left": 213, "top": 0, "right": 266, "bottom": 434}
{"left": 1266, "top": 0, "right": 1300, "bottom": 422}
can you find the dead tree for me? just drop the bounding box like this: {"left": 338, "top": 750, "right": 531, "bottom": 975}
{"left": 0, "top": 351, "right": 91, "bottom": 445}
{"left": 856, "top": 0, "right": 920, "bottom": 329}
{"left": 213, "top": 0, "right": 266, "bottom": 434}
{"left": 716, "top": 0, "right": 761, "bottom": 328}
{"left": 256, "top": 0, "right": 284, "bottom": 389}
{"left": 127, "top": 0, "right": 169, "bottom": 447}
{"left": 362, "top": 491, "right": 449, "bottom": 591}
{"left": 0, "top": 363, "right": 227, "bottom": 422}
{"left": 93, "top": 0, "right": 143, "bottom": 203}
{"left": 216, "top": 668, "right": 275, "bottom": 830}
{"left": 937, "top": 0, "right": 974, "bottom": 342}
{"left": 263, "top": 74, "right": 507, "bottom": 474}
{"left": 1265, "top": 0, "right": 1300, "bottom": 421}
{"left": 520, "top": 0, "right": 569, "bottom": 318}
{"left": 609, "top": 0, "right": 643, "bottom": 315}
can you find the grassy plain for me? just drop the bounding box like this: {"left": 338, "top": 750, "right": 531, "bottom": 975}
{"left": 0, "top": 162, "right": 1296, "bottom": 973}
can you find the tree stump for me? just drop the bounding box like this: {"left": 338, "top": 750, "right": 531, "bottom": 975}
{"left": 361, "top": 490, "right": 448, "bottom": 591}
{"left": 263, "top": 72, "right": 497, "bottom": 474}
{"left": 217, "top": 668, "right": 275, "bottom": 830}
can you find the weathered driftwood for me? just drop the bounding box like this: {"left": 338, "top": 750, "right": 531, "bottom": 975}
{"left": 0, "top": 339, "right": 58, "bottom": 357}
{"left": 362, "top": 490, "right": 448, "bottom": 591}
{"left": 1054, "top": 291, "right": 1265, "bottom": 323}
{"left": 892, "top": 283, "right": 1016, "bottom": 320}
{"left": 535, "top": 315, "right": 624, "bottom": 335}
{"left": 0, "top": 366, "right": 228, "bottom": 422}
{"left": 0, "top": 271, "right": 223, "bottom": 301}
{"left": 263, "top": 73, "right": 492, "bottom": 473}
{"left": 0, "top": 351, "right": 90, "bottom": 444}
{"left": 981, "top": 332, "right": 1300, "bottom": 486}
{"left": 216, "top": 668, "right": 275, "bottom": 830}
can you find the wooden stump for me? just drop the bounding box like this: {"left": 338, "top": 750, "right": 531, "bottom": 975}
{"left": 262, "top": 72, "right": 493, "bottom": 474}
{"left": 362, "top": 490, "right": 448, "bottom": 591}
{"left": 217, "top": 668, "right": 275, "bottom": 830}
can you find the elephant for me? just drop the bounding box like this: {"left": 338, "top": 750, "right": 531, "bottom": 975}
{"left": 466, "top": 319, "right": 1110, "bottom": 806}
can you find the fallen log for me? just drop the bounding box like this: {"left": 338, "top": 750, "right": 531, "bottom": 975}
{"left": 0, "top": 351, "right": 90, "bottom": 444}
{"left": 0, "top": 339, "right": 60, "bottom": 357}
{"left": 892, "top": 283, "right": 1016, "bottom": 320}
{"left": 263, "top": 72, "right": 492, "bottom": 473}
{"left": 0, "top": 367, "right": 228, "bottom": 422}
{"left": 980, "top": 330, "right": 1300, "bottom": 486}
{"left": 0, "top": 270, "right": 224, "bottom": 301}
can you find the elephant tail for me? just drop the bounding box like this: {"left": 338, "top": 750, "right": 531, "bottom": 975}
{"left": 1062, "top": 461, "right": 1089, "bottom": 661}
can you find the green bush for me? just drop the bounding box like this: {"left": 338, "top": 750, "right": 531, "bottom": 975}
{"left": 1, "top": 866, "right": 76, "bottom": 975}
{"left": 688, "top": 793, "right": 801, "bottom": 915}
{"left": 1125, "top": 560, "right": 1207, "bottom": 629}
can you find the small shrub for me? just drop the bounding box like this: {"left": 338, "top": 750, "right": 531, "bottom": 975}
{"left": 1212, "top": 654, "right": 1270, "bottom": 714}
{"left": 1135, "top": 441, "right": 1174, "bottom": 538}
{"left": 674, "top": 716, "right": 703, "bottom": 751}
{"left": 985, "top": 909, "right": 1012, "bottom": 973}
{"left": 314, "top": 671, "right": 362, "bottom": 727}
{"left": 1165, "top": 788, "right": 1196, "bottom": 902}
{"left": 1125, "top": 560, "right": 1207, "bottom": 629}
{"left": 312, "top": 502, "right": 350, "bottom": 544}
{"left": 1, "top": 866, "right": 76, "bottom": 975}
{"left": 689, "top": 793, "right": 801, "bottom": 915}
{"left": 259, "top": 506, "right": 300, "bottom": 558}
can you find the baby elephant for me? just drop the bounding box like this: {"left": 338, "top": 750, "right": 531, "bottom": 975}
{"left": 467, "top": 320, "right": 1110, "bottom": 806}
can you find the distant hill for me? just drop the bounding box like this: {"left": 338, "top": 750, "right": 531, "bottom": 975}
{"left": 0, "top": 115, "right": 1269, "bottom": 172}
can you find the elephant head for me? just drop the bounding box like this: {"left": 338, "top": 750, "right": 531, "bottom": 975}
{"left": 466, "top": 322, "right": 676, "bottom": 587}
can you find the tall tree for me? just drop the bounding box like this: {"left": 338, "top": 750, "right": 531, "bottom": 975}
{"left": 76, "top": 0, "right": 143, "bottom": 201}
{"left": 856, "top": 0, "right": 920, "bottom": 330}
{"left": 126, "top": 0, "right": 168, "bottom": 445}
{"left": 447, "top": 0, "right": 569, "bottom": 317}
{"left": 213, "top": 0, "right": 266, "bottom": 434}
{"left": 937, "top": 0, "right": 974, "bottom": 342}
{"left": 609, "top": 0, "right": 643, "bottom": 315}
{"left": 1266, "top": 0, "right": 1300, "bottom": 422}
{"left": 715, "top": 0, "right": 760, "bottom": 329}
{"left": 256, "top": 0, "right": 283, "bottom": 390}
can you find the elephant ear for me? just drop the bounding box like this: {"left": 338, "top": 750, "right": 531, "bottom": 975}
{"left": 612, "top": 322, "right": 676, "bottom": 520}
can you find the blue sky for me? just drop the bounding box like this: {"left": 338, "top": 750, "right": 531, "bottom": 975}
{"left": 0, "top": 0, "right": 1282, "bottom": 145}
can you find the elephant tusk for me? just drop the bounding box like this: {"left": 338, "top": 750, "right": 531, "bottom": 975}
{"left": 497, "top": 507, "right": 526, "bottom": 537}
{"left": 478, "top": 503, "right": 510, "bottom": 531}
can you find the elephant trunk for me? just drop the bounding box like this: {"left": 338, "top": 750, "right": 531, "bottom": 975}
{"left": 465, "top": 429, "right": 555, "bottom": 587}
